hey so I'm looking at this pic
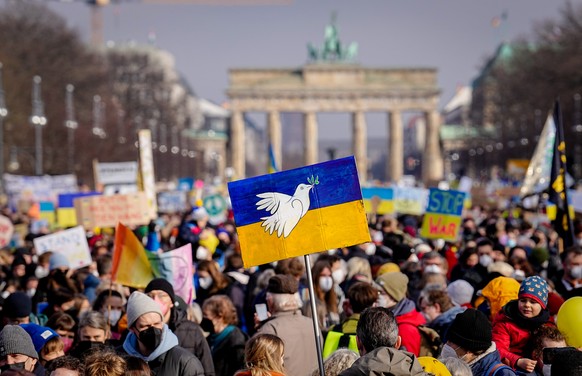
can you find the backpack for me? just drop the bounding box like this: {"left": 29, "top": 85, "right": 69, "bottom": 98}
{"left": 417, "top": 325, "right": 442, "bottom": 358}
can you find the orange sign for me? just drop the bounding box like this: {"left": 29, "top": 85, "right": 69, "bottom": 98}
{"left": 74, "top": 192, "right": 153, "bottom": 229}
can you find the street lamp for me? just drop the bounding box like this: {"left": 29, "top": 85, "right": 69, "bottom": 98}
{"left": 0, "top": 63, "right": 8, "bottom": 186}
{"left": 64, "top": 84, "right": 78, "bottom": 173}
{"left": 30, "top": 76, "right": 47, "bottom": 176}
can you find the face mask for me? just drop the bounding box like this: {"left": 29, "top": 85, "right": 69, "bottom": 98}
{"left": 153, "top": 298, "right": 171, "bottom": 317}
{"left": 507, "top": 239, "right": 517, "bottom": 248}
{"left": 479, "top": 254, "right": 493, "bottom": 267}
{"left": 332, "top": 269, "right": 346, "bottom": 284}
{"left": 200, "top": 318, "right": 215, "bottom": 334}
{"left": 26, "top": 288, "right": 36, "bottom": 298}
{"left": 319, "top": 276, "right": 333, "bottom": 293}
{"left": 511, "top": 269, "right": 526, "bottom": 281}
{"left": 196, "top": 246, "right": 210, "bottom": 261}
{"left": 377, "top": 294, "right": 395, "bottom": 309}
{"left": 434, "top": 239, "right": 445, "bottom": 250}
{"left": 364, "top": 243, "right": 376, "bottom": 256}
{"left": 0, "top": 362, "right": 26, "bottom": 372}
{"left": 570, "top": 265, "right": 582, "bottom": 280}
{"left": 138, "top": 326, "right": 163, "bottom": 351}
{"left": 408, "top": 254, "right": 419, "bottom": 263}
{"left": 106, "top": 309, "right": 123, "bottom": 326}
{"left": 424, "top": 265, "right": 442, "bottom": 275}
{"left": 35, "top": 265, "right": 49, "bottom": 279}
{"left": 542, "top": 364, "right": 551, "bottom": 376}
{"left": 439, "top": 343, "right": 459, "bottom": 360}
{"left": 198, "top": 276, "right": 213, "bottom": 290}
{"left": 62, "top": 336, "right": 74, "bottom": 353}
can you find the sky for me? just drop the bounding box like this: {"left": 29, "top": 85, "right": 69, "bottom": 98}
{"left": 39, "top": 0, "right": 565, "bottom": 141}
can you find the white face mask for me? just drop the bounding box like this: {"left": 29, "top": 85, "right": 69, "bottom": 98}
{"left": 35, "top": 265, "right": 49, "bottom": 279}
{"left": 364, "top": 243, "right": 376, "bottom": 256}
{"left": 332, "top": 269, "right": 346, "bottom": 284}
{"left": 479, "top": 254, "right": 493, "bottom": 267}
{"left": 376, "top": 294, "right": 396, "bottom": 309}
{"left": 424, "top": 264, "right": 442, "bottom": 275}
{"left": 199, "top": 276, "right": 213, "bottom": 290}
{"left": 106, "top": 309, "right": 123, "bottom": 326}
{"left": 319, "top": 276, "right": 333, "bottom": 293}
{"left": 196, "top": 246, "right": 210, "bottom": 261}
{"left": 570, "top": 265, "right": 582, "bottom": 280}
{"left": 26, "top": 289, "right": 36, "bottom": 298}
{"left": 511, "top": 269, "right": 526, "bottom": 281}
{"left": 439, "top": 343, "right": 459, "bottom": 360}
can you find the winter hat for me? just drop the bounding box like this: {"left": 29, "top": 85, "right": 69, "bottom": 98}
{"left": 519, "top": 275, "right": 549, "bottom": 309}
{"left": 417, "top": 357, "right": 452, "bottom": 376}
{"left": 145, "top": 278, "right": 176, "bottom": 302}
{"left": 126, "top": 291, "right": 163, "bottom": 328}
{"left": 547, "top": 291, "right": 565, "bottom": 316}
{"left": 49, "top": 252, "right": 70, "bottom": 271}
{"left": 192, "top": 207, "right": 209, "bottom": 221}
{"left": 447, "top": 309, "right": 492, "bottom": 353}
{"left": 377, "top": 262, "right": 400, "bottom": 276}
{"left": 267, "top": 275, "right": 298, "bottom": 294}
{"left": 3, "top": 292, "right": 32, "bottom": 319}
{"left": 481, "top": 276, "right": 520, "bottom": 318}
{"left": 447, "top": 280, "right": 474, "bottom": 307}
{"left": 20, "top": 324, "right": 58, "bottom": 353}
{"left": 0, "top": 325, "right": 38, "bottom": 359}
{"left": 374, "top": 272, "right": 409, "bottom": 303}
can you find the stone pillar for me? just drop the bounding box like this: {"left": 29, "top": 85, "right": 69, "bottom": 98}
{"left": 352, "top": 111, "right": 367, "bottom": 182}
{"left": 230, "top": 109, "right": 245, "bottom": 179}
{"left": 268, "top": 110, "right": 282, "bottom": 171}
{"left": 388, "top": 110, "right": 403, "bottom": 183}
{"left": 422, "top": 110, "right": 444, "bottom": 185}
{"left": 304, "top": 111, "right": 318, "bottom": 166}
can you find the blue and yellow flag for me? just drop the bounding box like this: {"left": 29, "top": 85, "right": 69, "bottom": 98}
{"left": 268, "top": 143, "right": 279, "bottom": 173}
{"left": 228, "top": 156, "right": 370, "bottom": 267}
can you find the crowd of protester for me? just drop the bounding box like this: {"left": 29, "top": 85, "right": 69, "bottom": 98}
{"left": 0, "top": 203, "right": 581, "bottom": 376}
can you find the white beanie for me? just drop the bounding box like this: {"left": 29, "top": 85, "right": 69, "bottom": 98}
{"left": 126, "top": 291, "right": 163, "bottom": 328}
{"left": 447, "top": 279, "right": 474, "bottom": 307}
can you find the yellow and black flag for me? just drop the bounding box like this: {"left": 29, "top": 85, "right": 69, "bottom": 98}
{"left": 548, "top": 100, "right": 576, "bottom": 248}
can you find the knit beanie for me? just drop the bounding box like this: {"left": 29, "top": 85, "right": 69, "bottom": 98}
{"left": 519, "top": 276, "right": 549, "bottom": 309}
{"left": 145, "top": 278, "right": 175, "bottom": 302}
{"left": 126, "top": 291, "right": 163, "bottom": 328}
{"left": 447, "top": 280, "right": 474, "bottom": 307}
{"left": 374, "top": 272, "right": 409, "bottom": 302}
{"left": 3, "top": 292, "right": 32, "bottom": 319}
{"left": 0, "top": 325, "right": 38, "bottom": 359}
{"left": 447, "top": 309, "right": 492, "bottom": 353}
{"left": 20, "top": 324, "right": 58, "bottom": 353}
{"left": 49, "top": 252, "right": 70, "bottom": 271}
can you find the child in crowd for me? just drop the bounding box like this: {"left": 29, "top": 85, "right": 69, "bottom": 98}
{"left": 492, "top": 276, "right": 552, "bottom": 373}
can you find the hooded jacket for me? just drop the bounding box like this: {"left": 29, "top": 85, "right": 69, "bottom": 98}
{"left": 339, "top": 347, "right": 427, "bottom": 376}
{"left": 121, "top": 324, "right": 205, "bottom": 376}
{"left": 481, "top": 277, "right": 520, "bottom": 320}
{"left": 468, "top": 342, "right": 516, "bottom": 376}
{"left": 393, "top": 298, "right": 426, "bottom": 356}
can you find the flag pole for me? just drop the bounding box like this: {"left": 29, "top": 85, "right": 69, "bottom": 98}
{"left": 304, "top": 254, "right": 325, "bottom": 376}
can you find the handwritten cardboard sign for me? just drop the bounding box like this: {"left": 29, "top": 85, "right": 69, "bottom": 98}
{"left": 33, "top": 226, "right": 92, "bottom": 269}
{"left": 0, "top": 215, "right": 14, "bottom": 248}
{"left": 74, "top": 192, "right": 153, "bottom": 229}
{"left": 420, "top": 188, "right": 466, "bottom": 242}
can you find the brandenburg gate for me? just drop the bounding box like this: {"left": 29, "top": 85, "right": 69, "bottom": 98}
{"left": 226, "top": 18, "right": 444, "bottom": 184}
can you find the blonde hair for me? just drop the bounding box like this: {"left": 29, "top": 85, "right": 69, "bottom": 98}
{"left": 346, "top": 257, "right": 372, "bottom": 282}
{"left": 84, "top": 350, "right": 126, "bottom": 376}
{"left": 40, "top": 336, "right": 64, "bottom": 359}
{"left": 236, "top": 334, "right": 286, "bottom": 376}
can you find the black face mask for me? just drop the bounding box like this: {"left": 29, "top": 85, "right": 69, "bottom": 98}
{"left": 138, "top": 326, "right": 163, "bottom": 351}
{"left": 199, "top": 318, "right": 215, "bottom": 334}
{"left": 0, "top": 361, "right": 26, "bottom": 372}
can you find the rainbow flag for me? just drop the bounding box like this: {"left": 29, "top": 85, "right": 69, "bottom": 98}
{"left": 228, "top": 156, "right": 370, "bottom": 267}
{"left": 112, "top": 223, "right": 195, "bottom": 302}
{"left": 112, "top": 223, "right": 154, "bottom": 289}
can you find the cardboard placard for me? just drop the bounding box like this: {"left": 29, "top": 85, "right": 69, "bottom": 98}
{"left": 33, "top": 226, "right": 92, "bottom": 269}
{"left": 74, "top": 192, "right": 153, "bottom": 229}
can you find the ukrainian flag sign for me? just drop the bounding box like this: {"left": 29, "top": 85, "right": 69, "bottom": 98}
{"left": 228, "top": 156, "right": 370, "bottom": 267}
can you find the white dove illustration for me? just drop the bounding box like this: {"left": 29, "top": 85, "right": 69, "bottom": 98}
{"left": 256, "top": 183, "right": 314, "bottom": 238}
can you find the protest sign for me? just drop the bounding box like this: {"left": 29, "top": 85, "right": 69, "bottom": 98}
{"left": 362, "top": 187, "right": 394, "bottom": 215}
{"left": 229, "top": 156, "right": 370, "bottom": 268}
{"left": 420, "top": 188, "right": 466, "bottom": 242}
{"left": 393, "top": 187, "right": 428, "bottom": 215}
{"left": 33, "top": 226, "right": 92, "bottom": 269}
{"left": 157, "top": 191, "right": 188, "bottom": 213}
{"left": 0, "top": 215, "right": 14, "bottom": 248}
{"left": 3, "top": 174, "right": 78, "bottom": 209}
{"left": 75, "top": 192, "right": 153, "bottom": 229}
{"left": 95, "top": 161, "right": 138, "bottom": 185}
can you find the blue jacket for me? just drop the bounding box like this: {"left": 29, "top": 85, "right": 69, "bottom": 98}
{"left": 429, "top": 306, "right": 465, "bottom": 340}
{"left": 470, "top": 348, "right": 516, "bottom": 376}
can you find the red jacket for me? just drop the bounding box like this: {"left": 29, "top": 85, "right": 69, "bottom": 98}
{"left": 396, "top": 309, "right": 426, "bottom": 357}
{"left": 492, "top": 311, "right": 532, "bottom": 368}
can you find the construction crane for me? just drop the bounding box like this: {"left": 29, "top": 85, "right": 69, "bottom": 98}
{"left": 48, "top": 0, "right": 292, "bottom": 47}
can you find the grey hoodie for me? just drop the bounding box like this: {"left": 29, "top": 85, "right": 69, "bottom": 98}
{"left": 339, "top": 347, "right": 428, "bottom": 376}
